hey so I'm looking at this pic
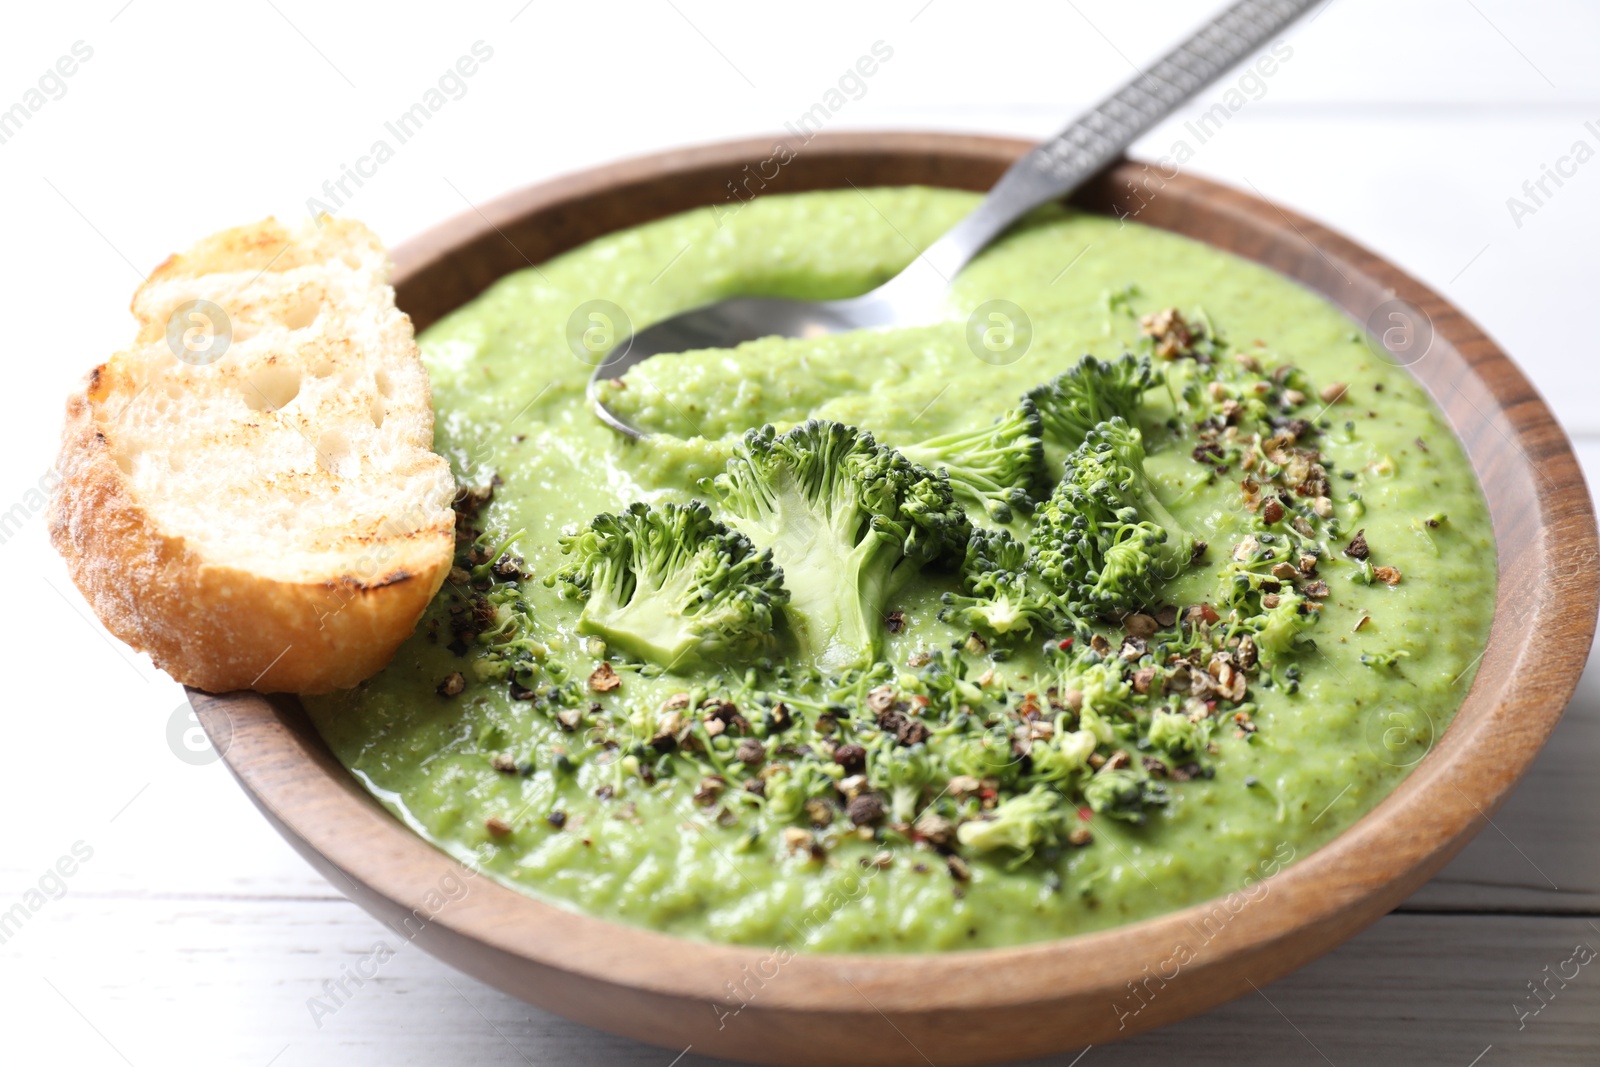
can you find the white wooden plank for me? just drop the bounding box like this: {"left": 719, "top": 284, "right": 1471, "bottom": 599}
{"left": 4, "top": 898, "right": 1596, "bottom": 1066}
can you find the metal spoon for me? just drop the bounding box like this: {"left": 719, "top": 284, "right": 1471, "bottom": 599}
{"left": 590, "top": 0, "right": 1320, "bottom": 439}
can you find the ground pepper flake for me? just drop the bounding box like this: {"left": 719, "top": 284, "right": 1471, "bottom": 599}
{"left": 847, "top": 793, "right": 886, "bottom": 826}
{"left": 783, "top": 828, "right": 814, "bottom": 854}
{"left": 1124, "top": 613, "right": 1158, "bottom": 638}
{"left": 1141, "top": 307, "right": 1195, "bottom": 359}
{"left": 588, "top": 662, "right": 622, "bottom": 692}
{"left": 833, "top": 743, "right": 867, "bottom": 774}
{"left": 804, "top": 798, "right": 834, "bottom": 828}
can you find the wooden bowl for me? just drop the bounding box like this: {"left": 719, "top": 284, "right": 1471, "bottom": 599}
{"left": 191, "top": 132, "right": 1599, "bottom": 1066}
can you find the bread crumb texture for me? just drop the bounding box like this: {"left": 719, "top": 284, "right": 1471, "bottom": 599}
{"left": 50, "top": 216, "right": 456, "bottom": 694}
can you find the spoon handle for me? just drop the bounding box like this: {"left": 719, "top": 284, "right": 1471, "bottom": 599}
{"left": 913, "top": 0, "right": 1322, "bottom": 285}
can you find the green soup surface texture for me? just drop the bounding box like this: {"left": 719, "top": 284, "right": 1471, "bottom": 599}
{"left": 307, "top": 188, "right": 1495, "bottom": 953}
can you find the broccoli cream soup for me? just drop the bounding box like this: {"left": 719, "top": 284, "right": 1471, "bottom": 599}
{"left": 306, "top": 188, "right": 1495, "bottom": 952}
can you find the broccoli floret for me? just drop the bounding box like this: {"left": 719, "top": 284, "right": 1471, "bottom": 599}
{"left": 939, "top": 726, "right": 1023, "bottom": 784}
{"left": 899, "top": 399, "right": 1048, "bottom": 522}
{"left": 472, "top": 584, "right": 548, "bottom": 686}
{"left": 1218, "top": 533, "right": 1299, "bottom": 611}
{"left": 1217, "top": 534, "right": 1322, "bottom": 661}
{"left": 1025, "top": 353, "right": 1159, "bottom": 447}
{"left": 1030, "top": 417, "right": 1200, "bottom": 613}
{"left": 1082, "top": 766, "right": 1168, "bottom": 824}
{"left": 1027, "top": 728, "right": 1100, "bottom": 784}
{"left": 554, "top": 501, "right": 787, "bottom": 669}
{"left": 711, "top": 420, "right": 970, "bottom": 670}
{"left": 1147, "top": 709, "right": 1208, "bottom": 760}
{"left": 907, "top": 647, "right": 986, "bottom": 716}
{"left": 939, "top": 527, "right": 1079, "bottom": 640}
{"left": 869, "top": 740, "right": 937, "bottom": 824}
{"left": 1253, "top": 591, "right": 1319, "bottom": 659}
{"left": 1065, "top": 658, "right": 1134, "bottom": 746}
{"left": 956, "top": 784, "right": 1072, "bottom": 856}
{"left": 762, "top": 761, "right": 839, "bottom": 825}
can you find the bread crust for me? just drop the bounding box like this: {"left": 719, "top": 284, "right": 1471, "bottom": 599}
{"left": 49, "top": 219, "right": 454, "bottom": 695}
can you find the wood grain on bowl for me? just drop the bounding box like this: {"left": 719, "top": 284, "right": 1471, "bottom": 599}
{"left": 192, "top": 132, "right": 1600, "bottom": 1067}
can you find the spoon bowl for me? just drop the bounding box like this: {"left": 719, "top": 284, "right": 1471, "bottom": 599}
{"left": 588, "top": 293, "right": 897, "bottom": 436}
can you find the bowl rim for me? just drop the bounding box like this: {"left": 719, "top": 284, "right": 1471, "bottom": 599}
{"left": 192, "top": 131, "right": 1599, "bottom": 1059}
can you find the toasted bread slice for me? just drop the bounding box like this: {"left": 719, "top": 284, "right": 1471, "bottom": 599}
{"left": 50, "top": 217, "right": 456, "bottom": 694}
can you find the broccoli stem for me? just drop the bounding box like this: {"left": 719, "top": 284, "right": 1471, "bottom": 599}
{"left": 779, "top": 509, "right": 902, "bottom": 671}
{"left": 579, "top": 564, "right": 705, "bottom": 669}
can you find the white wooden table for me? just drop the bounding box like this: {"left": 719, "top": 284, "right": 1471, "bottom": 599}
{"left": 2, "top": 1, "right": 1596, "bottom": 1062}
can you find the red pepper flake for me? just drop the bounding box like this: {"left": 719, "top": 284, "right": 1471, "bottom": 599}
{"left": 1077, "top": 807, "right": 1094, "bottom": 822}
{"left": 1058, "top": 638, "right": 1075, "bottom": 651}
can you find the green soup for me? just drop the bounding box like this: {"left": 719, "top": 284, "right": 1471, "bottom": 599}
{"left": 306, "top": 187, "right": 1495, "bottom": 953}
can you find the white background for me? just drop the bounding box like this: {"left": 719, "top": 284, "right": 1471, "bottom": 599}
{"left": 2, "top": 1, "right": 1597, "bottom": 1064}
